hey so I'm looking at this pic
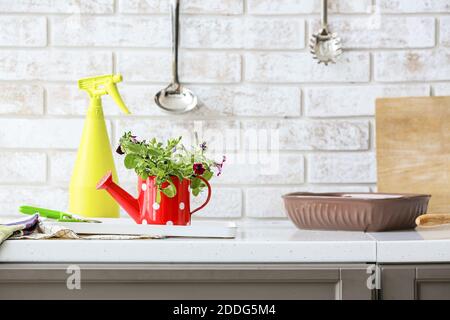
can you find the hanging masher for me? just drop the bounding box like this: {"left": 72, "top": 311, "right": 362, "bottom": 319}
{"left": 309, "top": 0, "right": 343, "bottom": 65}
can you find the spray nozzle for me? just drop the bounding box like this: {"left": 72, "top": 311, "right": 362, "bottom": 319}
{"left": 78, "top": 74, "right": 130, "bottom": 114}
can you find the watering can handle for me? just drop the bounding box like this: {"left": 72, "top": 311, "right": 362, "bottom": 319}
{"left": 190, "top": 176, "right": 212, "bottom": 215}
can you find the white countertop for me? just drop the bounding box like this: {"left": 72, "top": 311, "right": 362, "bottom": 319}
{"left": 371, "top": 226, "right": 450, "bottom": 263}
{"left": 1, "top": 220, "right": 450, "bottom": 264}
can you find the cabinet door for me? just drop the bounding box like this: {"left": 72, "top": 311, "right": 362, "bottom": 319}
{"left": 381, "top": 265, "right": 450, "bottom": 300}
{"left": 380, "top": 266, "right": 416, "bottom": 300}
{"left": 416, "top": 266, "right": 450, "bottom": 300}
{"left": 0, "top": 264, "right": 374, "bottom": 300}
{"left": 341, "top": 267, "right": 376, "bottom": 300}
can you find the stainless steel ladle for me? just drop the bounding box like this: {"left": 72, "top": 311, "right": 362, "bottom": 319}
{"left": 309, "top": 0, "right": 343, "bottom": 65}
{"left": 155, "top": 0, "right": 197, "bottom": 113}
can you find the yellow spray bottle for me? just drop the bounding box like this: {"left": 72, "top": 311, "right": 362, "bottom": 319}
{"left": 69, "top": 74, "right": 130, "bottom": 218}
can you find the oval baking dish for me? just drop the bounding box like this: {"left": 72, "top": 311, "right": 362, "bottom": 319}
{"left": 282, "top": 193, "right": 431, "bottom": 232}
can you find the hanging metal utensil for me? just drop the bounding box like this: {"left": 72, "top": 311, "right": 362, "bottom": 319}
{"left": 309, "top": 0, "right": 343, "bottom": 65}
{"left": 155, "top": 0, "right": 198, "bottom": 113}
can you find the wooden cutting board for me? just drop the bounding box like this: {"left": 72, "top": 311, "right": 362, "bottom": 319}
{"left": 376, "top": 96, "right": 450, "bottom": 213}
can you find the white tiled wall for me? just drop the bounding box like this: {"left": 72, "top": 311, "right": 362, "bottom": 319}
{"left": 0, "top": 0, "right": 448, "bottom": 220}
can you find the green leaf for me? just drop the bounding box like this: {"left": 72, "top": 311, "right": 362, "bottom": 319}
{"left": 161, "top": 179, "right": 177, "bottom": 198}
{"left": 192, "top": 188, "right": 200, "bottom": 196}
{"left": 146, "top": 147, "right": 160, "bottom": 157}
{"left": 124, "top": 154, "right": 137, "bottom": 169}
{"left": 156, "top": 189, "right": 161, "bottom": 204}
{"left": 203, "top": 170, "right": 213, "bottom": 181}
{"left": 124, "top": 143, "right": 142, "bottom": 154}
{"left": 191, "top": 177, "right": 201, "bottom": 189}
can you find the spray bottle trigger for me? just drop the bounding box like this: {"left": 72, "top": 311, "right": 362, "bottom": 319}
{"left": 106, "top": 81, "right": 130, "bottom": 114}
{"left": 78, "top": 74, "right": 131, "bottom": 114}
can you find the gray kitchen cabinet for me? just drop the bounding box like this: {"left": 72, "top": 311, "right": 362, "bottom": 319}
{"left": 4, "top": 263, "right": 450, "bottom": 299}
{"left": 380, "top": 264, "right": 450, "bottom": 300}
{"left": 0, "top": 264, "right": 375, "bottom": 300}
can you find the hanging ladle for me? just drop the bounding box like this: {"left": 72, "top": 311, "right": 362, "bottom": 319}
{"left": 309, "top": 0, "right": 343, "bottom": 65}
{"left": 155, "top": 0, "right": 197, "bottom": 113}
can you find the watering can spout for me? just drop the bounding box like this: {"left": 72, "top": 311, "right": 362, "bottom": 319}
{"left": 96, "top": 171, "right": 141, "bottom": 223}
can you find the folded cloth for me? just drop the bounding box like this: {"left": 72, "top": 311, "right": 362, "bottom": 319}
{"left": 0, "top": 214, "right": 40, "bottom": 244}
{"left": 0, "top": 215, "right": 163, "bottom": 244}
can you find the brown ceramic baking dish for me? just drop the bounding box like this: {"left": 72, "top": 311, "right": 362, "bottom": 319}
{"left": 282, "top": 192, "right": 430, "bottom": 232}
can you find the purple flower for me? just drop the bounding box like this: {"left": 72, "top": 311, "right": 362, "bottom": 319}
{"left": 117, "top": 135, "right": 139, "bottom": 155}
{"left": 193, "top": 163, "right": 206, "bottom": 175}
{"left": 200, "top": 142, "right": 207, "bottom": 151}
{"left": 116, "top": 145, "right": 124, "bottom": 155}
{"left": 214, "top": 155, "right": 226, "bottom": 176}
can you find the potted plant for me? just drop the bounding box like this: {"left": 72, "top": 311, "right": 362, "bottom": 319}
{"left": 96, "top": 132, "right": 225, "bottom": 225}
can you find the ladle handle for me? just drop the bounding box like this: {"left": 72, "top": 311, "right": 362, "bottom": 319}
{"left": 170, "top": 0, "right": 180, "bottom": 86}
{"left": 321, "top": 0, "right": 328, "bottom": 28}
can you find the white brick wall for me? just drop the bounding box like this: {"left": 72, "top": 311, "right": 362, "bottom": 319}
{"left": 0, "top": 152, "right": 46, "bottom": 183}
{"left": 119, "top": 0, "right": 244, "bottom": 14}
{"left": 117, "top": 52, "right": 241, "bottom": 82}
{"left": 0, "top": 84, "right": 44, "bottom": 115}
{"left": 247, "top": 0, "right": 372, "bottom": 14}
{"left": 0, "top": 0, "right": 114, "bottom": 14}
{"left": 441, "top": 17, "right": 450, "bottom": 47}
{"left": 0, "top": 0, "right": 447, "bottom": 221}
{"left": 374, "top": 50, "right": 450, "bottom": 82}
{"left": 0, "top": 17, "right": 46, "bottom": 47}
{"left": 183, "top": 17, "right": 305, "bottom": 49}
{"left": 242, "top": 120, "right": 370, "bottom": 150}
{"left": 309, "top": 17, "right": 435, "bottom": 49}
{"left": 305, "top": 85, "right": 430, "bottom": 117}
{"left": 245, "top": 52, "right": 370, "bottom": 83}
{"left": 0, "top": 50, "right": 112, "bottom": 80}
{"left": 51, "top": 16, "right": 170, "bottom": 47}
{"left": 378, "top": 0, "right": 450, "bottom": 13}
{"left": 308, "top": 153, "right": 377, "bottom": 184}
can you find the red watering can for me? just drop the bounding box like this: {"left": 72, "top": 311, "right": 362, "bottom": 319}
{"left": 96, "top": 171, "right": 211, "bottom": 225}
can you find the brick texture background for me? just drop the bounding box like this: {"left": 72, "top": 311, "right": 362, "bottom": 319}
{"left": 0, "top": 0, "right": 448, "bottom": 221}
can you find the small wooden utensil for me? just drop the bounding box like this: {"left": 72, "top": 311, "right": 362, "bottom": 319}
{"left": 416, "top": 214, "right": 450, "bottom": 227}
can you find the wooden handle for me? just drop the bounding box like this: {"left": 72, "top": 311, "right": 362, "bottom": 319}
{"left": 416, "top": 214, "right": 450, "bottom": 227}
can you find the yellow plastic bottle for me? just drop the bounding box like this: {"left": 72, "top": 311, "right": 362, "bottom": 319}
{"left": 69, "top": 74, "right": 130, "bottom": 218}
